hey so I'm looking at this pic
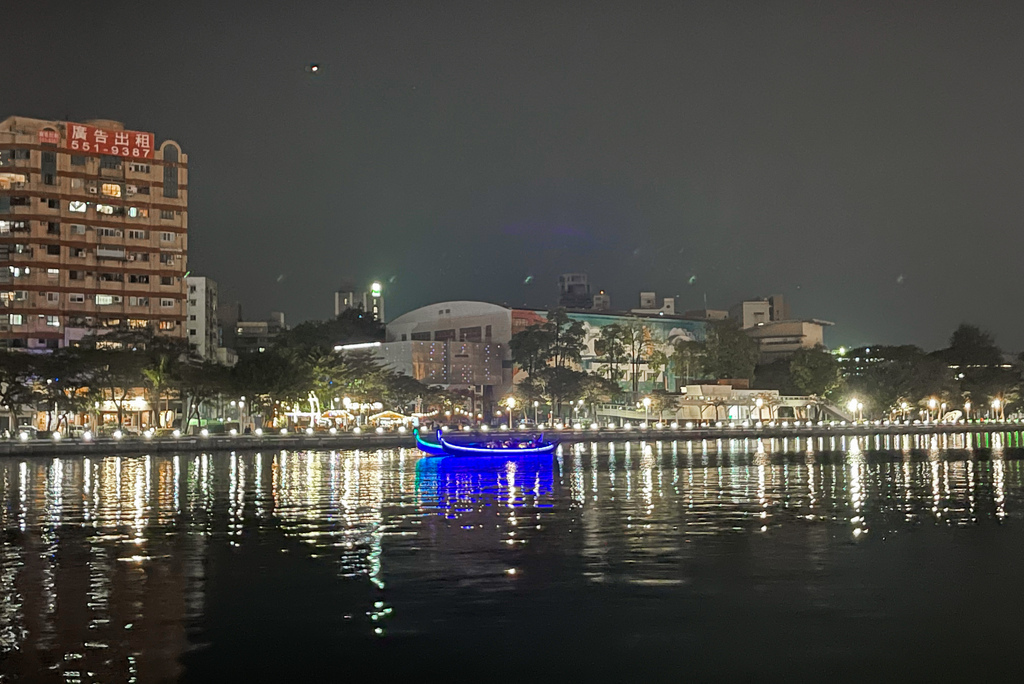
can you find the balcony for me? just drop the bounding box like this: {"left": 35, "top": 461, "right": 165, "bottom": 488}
{"left": 95, "top": 246, "right": 126, "bottom": 260}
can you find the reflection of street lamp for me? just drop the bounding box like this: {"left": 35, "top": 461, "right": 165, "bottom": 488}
{"left": 642, "top": 396, "right": 651, "bottom": 426}
{"left": 505, "top": 397, "right": 516, "bottom": 430}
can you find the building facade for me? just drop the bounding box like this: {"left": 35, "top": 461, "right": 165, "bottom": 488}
{"left": 0, "top": 116, "right": 188, "bottom": 349}
{"left": 234, "top": 311, "right": 287, "bottom": 354}
{"left": 558, "top": 273, "right": 592, "bottom": 309}
{"left": 334, "top": 281, "right": 385, "bottom": 322}
{"left": 186, "top": 276, "right": 218, "bottom": 360}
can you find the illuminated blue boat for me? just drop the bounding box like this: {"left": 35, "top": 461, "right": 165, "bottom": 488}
{"left": 414, "top": 428, "right": 447, "bottom": 456}
{"left": 437, "top": 429, "right": 558, "bottom": 456}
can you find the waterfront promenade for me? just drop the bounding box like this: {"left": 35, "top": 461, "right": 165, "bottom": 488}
{"left": 1, "top": 419, "right": 1021, "bottom": 457}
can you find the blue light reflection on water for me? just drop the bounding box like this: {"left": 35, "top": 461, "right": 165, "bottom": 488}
{"left": 2, "top": 433, "right": 1024, "bottom": 679}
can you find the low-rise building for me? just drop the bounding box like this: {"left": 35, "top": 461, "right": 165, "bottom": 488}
{"left": 234, "top": 311, "right": 286, "bottom": 354}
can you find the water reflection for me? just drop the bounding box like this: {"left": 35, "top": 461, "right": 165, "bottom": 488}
{"left": 1, "top": 434, "right": 1023, "bottom": 679}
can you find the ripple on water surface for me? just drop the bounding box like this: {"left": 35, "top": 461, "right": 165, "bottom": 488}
{"left": 1, "top": 432, "right": 1023, "bottom": 680}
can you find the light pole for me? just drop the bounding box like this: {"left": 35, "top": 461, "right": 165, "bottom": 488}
{"left": 992, "top": 398, "right": 1002, "bottom": 420}
{"left": 533, "top": 401, "right": 539, "bottom": 425}
{"left": 643, "top": 396, "right": 651, "bottom": 426}
{"left": 505, "top": 397, "right": 516, "bottom": 430}
{"left": 755, "top": 397, "right": 764, "bottom": 422}
{"left": 940, "top": 402, "right": 947, "bottom": 422}
{"left": 928, "top": 398, "right": 937, "bottom": 421}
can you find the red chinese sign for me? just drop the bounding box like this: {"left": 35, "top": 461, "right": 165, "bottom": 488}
{"left": 63, "top": 122, "right": 155, "bottom": 159}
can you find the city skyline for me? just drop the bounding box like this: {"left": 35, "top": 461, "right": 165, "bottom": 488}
{"left": 7, "top": 2, "right": 1024, "bottom": 351}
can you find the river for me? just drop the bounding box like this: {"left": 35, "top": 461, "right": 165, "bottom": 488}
{"left": 2, "top": 432, "right": 1023, "bottom": 681}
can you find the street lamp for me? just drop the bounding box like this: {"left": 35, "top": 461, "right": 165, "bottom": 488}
{"left": 964, "top": 400, "right": 971, "bottom": 421}
{"left": 900, "top": 402, "right": 909, "bottom": 422}
{"left": 940, "top": 402, "right": 947, "bottom": 422}
{"left": 642, "top": 396, "right": 651, "bottom": 426}
{"left": 928, "top": 397, "right": 937, "bottom": 421}
{"left": 992, "top": 398, "right": 1002, "bottom": 420}
{"left": 533, "top": 400, "right": 539, "bottom": 425}
{"left": 847, "top": 398, "right": 859, "bottom": 422}
{"left": 755, "top": 397, "right": 764, "bottom": 421}
{"left": 505, "top": 397, "right": 516, "bottom": 430}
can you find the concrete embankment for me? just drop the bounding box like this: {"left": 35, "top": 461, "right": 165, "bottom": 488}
{"left": 0, "top": 421, "right": 1021, "bottom": 458}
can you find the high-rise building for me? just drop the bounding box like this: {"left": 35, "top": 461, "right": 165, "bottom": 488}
{"left": 0, "top": 116, "right": 188, "bottom": 349}
{"left": 558, "top": 273, "right": 591, "bottom": 309}
{"left": 185, "top": 276, "right": 219, "bottom": 361}
{"left": 334, "top": 280, "right": 385, "bottom": 322}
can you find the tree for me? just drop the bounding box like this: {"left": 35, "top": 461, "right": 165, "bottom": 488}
{"left": 176, "top": 360, "right": 232, "bottom": 431}
{"left": 648, "top": 349, "right": 670, "bottom": 391}
{"left": 275, "top": 308, "right": 384, "bottom": 350}
{"left": 619, "top": 319, "right": 650, "bottom": 395}
{"left": 544, "top": 308, "right": 586, "bottom": 369}
{"left": 594, "top": 325, "right": 627, "bottom": 381}
{"left": 671, "top": 339, "right": 705, "bottom": 386}
{"left": 789, "top": 346, "right": 843, "bottom": 397}
{"left": 703, "top": 320, "right": 759, "bottom": 380}
{"left": 0, "top": 351, "right": 39, "bottom": 431}
{"left": 509, "top": 324, "right": 554, "bottom": 376}
{"left": 943, "top": 324, "right": 1002, "bottom": 367}
{"left": 842, "top": 345, "right": 955, "bottom": 418}
{"left": 578, "top": 373, "right": 622, "bottom": 420}
{"left": 231, "top": 350, "right": 310, "bottom": 427}
{"left": 648, "top": 390, "right": 679, "bottom": 422}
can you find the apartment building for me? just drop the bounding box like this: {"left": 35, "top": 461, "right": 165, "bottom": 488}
{"left": 0, "top": 116, "right": 187, "bottom": 349}
{"left": 186, "top": 276, "right": 219, "bottom": 360}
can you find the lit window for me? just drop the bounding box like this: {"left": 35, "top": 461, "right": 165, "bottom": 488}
{"left": 158, "top": 321, "right": 175, "bottom": 331}
{"left": 101, "top": 183, "right": 122, "bottom": 197}
{"left": 69, "top": 201, "right": 87, "bottom": 213}
{"left": 47, "top": 268, "right": 59, "bottom": 278}
{"left": 128, "top": 207, "right": 149, "bottom": 218}
{"left": 46, "top": 315, "right": 59, "bottom": 327}
{"left": 96, "top": 295, "right": 113, "bottom": 305}
{"left": 9, "top": 314, "right": 23, "bottom": 325}
{"left": 95, "top": 204, "right": 115, "bottom": 215}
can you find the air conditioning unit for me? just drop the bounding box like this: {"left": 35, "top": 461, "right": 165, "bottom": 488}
{"left": 126, "top": 184, "right": 137, "bottom": 195}
{"left": 88, "top": 186, "right": 98, "bottom": 194}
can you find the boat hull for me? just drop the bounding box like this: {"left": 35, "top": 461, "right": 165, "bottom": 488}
{"left": 438, "top": 432, "right": 558, "bottom": 456}
{"left": 414, "top": 429, "right": 447, "bottom": 456}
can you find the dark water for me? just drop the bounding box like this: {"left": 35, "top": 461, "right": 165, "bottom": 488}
{"left": 2, "top": 432, "right": 1024, "bottom": 682}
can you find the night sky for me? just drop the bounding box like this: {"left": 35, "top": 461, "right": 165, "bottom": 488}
{"left": 8, "top": 2, "right": 1024, "bottom": 350}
